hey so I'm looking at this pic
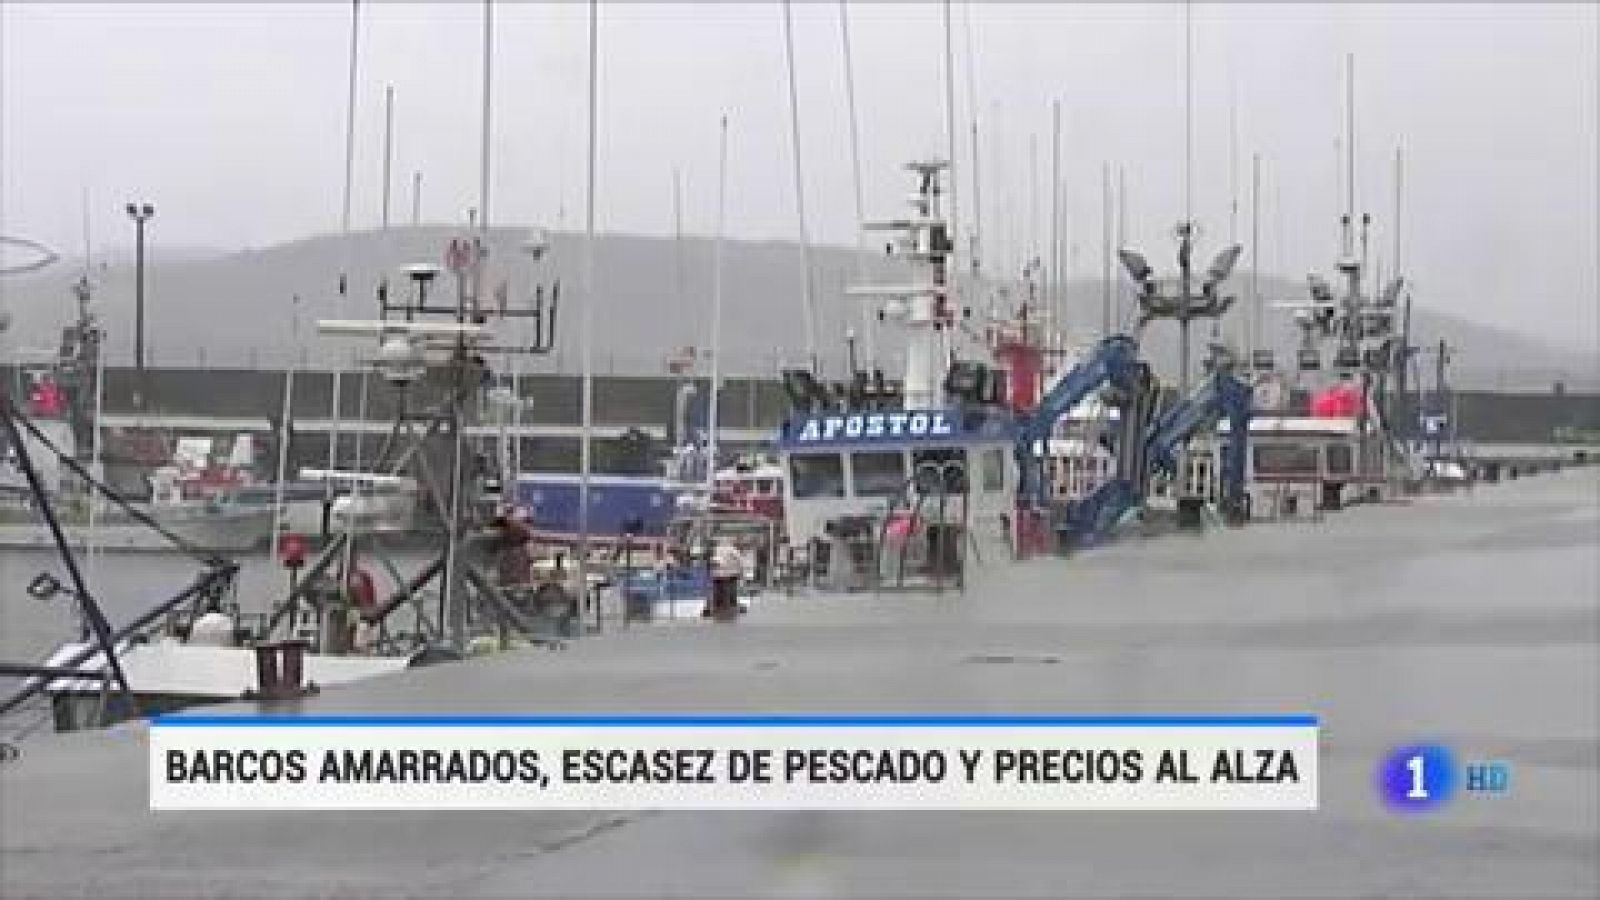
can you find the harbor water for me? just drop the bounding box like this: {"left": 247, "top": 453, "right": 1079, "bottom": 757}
{"left": 1, "top": 469, "right": 1596, "bottom": 897}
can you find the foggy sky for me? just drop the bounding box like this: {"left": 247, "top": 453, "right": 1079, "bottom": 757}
{"left": 1, "top": 2, "right": 1596, "bottom": 352}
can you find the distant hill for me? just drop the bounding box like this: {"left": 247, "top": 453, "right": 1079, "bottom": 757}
{"left": 3, "top": 226, "right": 1594, "bottom": 392}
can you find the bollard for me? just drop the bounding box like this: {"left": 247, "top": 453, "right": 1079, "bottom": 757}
{"left": 280, "top": 640, "right": 307, "bottom": 694}
{"left": 253, "top": 645, "right": 281, "bottom": 698}
{"left": 1175, "top": 495, "right": 1204, "bottom": 530}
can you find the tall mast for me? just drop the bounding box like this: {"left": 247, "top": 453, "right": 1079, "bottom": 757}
{"left": 1049, "top": 99, "right": 1061, "bottom": 337}
{"left": 479, "top": 0, "right": 494, "bottom": 235}
{"left": 577, "top": 0, "right": 599, "bottom": 628}
{"left": 1249, "top": 152, "right": 1261, "bottom": 367}
{"left": 1101, "top": 161, "right": 1112, "bottom": 338}
{"left": 780, "top": 0, "right": 818, "bottom": 372}
{"left": 963, "top": 1, "right": 983, "bottom": 280}
{"left": 839, "top": 0, "right": 873, "bottom": 364}
{"left": 706, "top": 116, "right": 729, "bottom": 493}
{"left": 672, "top": 166, "right": 688, "bottom": 360}
{"left": 942, "top": 0, "right": 961, "bottom": 275}
{"left": 381, "top": 86, "right": 394, "bottom": 230}
{"left": 326, "top": 0, "right": 361, "bottom": 523}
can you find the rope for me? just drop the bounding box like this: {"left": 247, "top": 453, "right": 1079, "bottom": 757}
{"left": 4, "top": 401, "right": 230, "bottom": 566}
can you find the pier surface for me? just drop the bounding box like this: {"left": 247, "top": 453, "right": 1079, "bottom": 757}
{"left": 3, "top": 470, "right": 1597, "bottom": 898}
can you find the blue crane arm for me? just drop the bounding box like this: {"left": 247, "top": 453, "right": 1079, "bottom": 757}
{"left": 1014, "top": 334, "right": 1143, "bottom": 510}
{"left": 1144, "top": 369, "right": 1253, "bottom": 510}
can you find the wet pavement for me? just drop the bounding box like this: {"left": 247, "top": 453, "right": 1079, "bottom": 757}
{"left": 2, "top": 469, "right": 1596, "bottom": 898}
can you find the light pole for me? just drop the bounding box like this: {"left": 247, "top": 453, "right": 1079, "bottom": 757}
{"left": 1119, "top": 221, "right": 1241, "bottom": 505}
{"left": 125, "top": 203, "right": 155, "bottom": 390}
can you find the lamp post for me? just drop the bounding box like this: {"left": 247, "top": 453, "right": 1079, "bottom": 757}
{"left": 125, "top": 203, "right": 155, "bottom": 394}
{"left": 1118, "top": 221, "right": 1241, "bottom": 504}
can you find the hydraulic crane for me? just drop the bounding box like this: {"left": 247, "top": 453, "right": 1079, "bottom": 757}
{"left": 1145, "top": 363, "right": 1253, "bottom": 525}
{"left": 1014, "top": 337, "right": 1254, "bottom": 554}
{"left": 1013, "top": 334, "right": 1156, "bottom": 553}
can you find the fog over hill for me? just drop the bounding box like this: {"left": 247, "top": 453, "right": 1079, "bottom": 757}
{"left": 3, "top": 226, "right": 1595, "bottom": 392}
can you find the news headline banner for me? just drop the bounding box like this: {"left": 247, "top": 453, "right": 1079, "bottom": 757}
{"left": 150, "top": 714, "right": 1319, "bottom": 811}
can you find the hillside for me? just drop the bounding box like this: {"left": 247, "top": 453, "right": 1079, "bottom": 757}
{"left": 3, "top": 226, "right": 1594, "bottom": 392}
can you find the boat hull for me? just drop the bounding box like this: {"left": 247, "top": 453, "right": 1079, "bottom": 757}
{"left": 0, "top": 507, "right": 274, "bottom": 553}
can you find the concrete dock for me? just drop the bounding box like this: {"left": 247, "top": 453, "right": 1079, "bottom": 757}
{"left": 3, "top": 470, "right": 1596, "bottom": 898}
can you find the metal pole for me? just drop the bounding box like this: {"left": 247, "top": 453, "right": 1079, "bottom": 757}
{"left": 1101, "top": 162, "right": 1111, "bottom": 338}
{"left": 480, "top": 0, "right": 493, "bottom": 234}
{"left": 327, "top": 0, "right": 360, "bottom": 529}
{"left": 0, "top": 401, "right": 134, "bottom": 709}
{"left": 134, "top": 216, "right": 146, "bottom": 375}
{"left": 412, "top": 171, "right": 422, "bottom": 225}
{"left": 1049, "top": 99, "right": 1060, "bottom": 335}
{"left": 381, "top": 86, "right": 394, "bottom": 230}
{"left": 269, "top": 300, "right": 297, "bottom": 564}
{"left": 672, "top": 166, "right": 687, "bottom": 358}
{"left": 578, "top": 0, "right": 598, "bottom": 631}
{"left": 839, "top": 0, "right": 872, "bottom": 362}
{"left": 941, "top": 0, "right": 961, "bottom": 273}
{"left": 780, "top": 0, "right": 818, "bottom": 372}
{"left": 1249, "top": 152, "right": 1262, "bottom": 369}
{"left": 706, "top": 115, "right": 729, "bottom": 495}
{"left": 962, "top": 0, "right": 982, "bottom": 279}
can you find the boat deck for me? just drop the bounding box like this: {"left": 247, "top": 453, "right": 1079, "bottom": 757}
{"left": 2, "top": 469, "right": 1596, "bottom": 898}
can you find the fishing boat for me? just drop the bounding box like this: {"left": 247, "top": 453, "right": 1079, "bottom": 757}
{"left": 0, "top": 283, "right": 275, "bottom": 553}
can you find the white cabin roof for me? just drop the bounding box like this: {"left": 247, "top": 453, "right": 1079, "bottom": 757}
{"left": 36, "top": 640, "right": 410, "bottom": 698}
{"left": 1219, "top": 416, "right": 1364, "bottom": 436}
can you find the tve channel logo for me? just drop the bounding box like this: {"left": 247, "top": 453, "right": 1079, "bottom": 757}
{"left": 1378, "top": 744, "right": 1511, "bottom": 812}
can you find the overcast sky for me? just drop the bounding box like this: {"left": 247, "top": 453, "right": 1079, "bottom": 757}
{"left": 1, "top": 2, "right": 1596, "bottom": 351}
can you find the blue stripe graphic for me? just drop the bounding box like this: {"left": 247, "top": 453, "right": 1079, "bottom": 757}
{"left": 150, "top": 714, "right": 1318, "bottom": 728}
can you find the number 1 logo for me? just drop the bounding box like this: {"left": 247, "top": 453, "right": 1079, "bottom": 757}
{"left": 1380, "top": 744, "right": 1456, "bottom": 812}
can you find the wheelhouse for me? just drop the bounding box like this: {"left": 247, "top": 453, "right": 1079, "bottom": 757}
{"left": 774, "top": 408, "right": 1018, "bottom": 550}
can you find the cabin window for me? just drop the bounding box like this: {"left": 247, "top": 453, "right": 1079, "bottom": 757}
{"left": 912, "top": 447, "right": 968, "bottom": 494}
{"left": 1253, "top": 443, "right": 1319, "bottom": 475}
{"left": 850, "top": 452, "right": 906, "bottom": 497}
{"left": 1325, "top": 443, "right": 1353, "bottom": 475}
{"left": 789, "top": 454, "right": 846, "bottom": 499}
{"left": 756, "top": 479, "right": 776, "bottom": 495}
{"left": 979, "top": 446, "right": 1005, "bottom": 492}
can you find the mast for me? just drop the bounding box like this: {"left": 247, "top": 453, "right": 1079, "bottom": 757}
{"left": 325, "top": 0, "right": 360, "bottom": 530}
{"left": 381, "top": 86, "right": 394, "bottom": 230}
{"left": 705, "top": 115, "right": 729, "bottom": 494}
{"left": 411, "top": 171, "right": 422, "bottom": 225}
{"left": 1101, "top": 161, "right": 1112, "bottom": 338}
{"left": 479, "top": 0, "right": 494, "bottom": 235}
{"left": 268, "top": 297, "right": 298, "bottom": 565}
{"left": 577, "top": 0, "right": 599, "bottom": 628}
{"left": 838, "top": 0, "right": 873, "bottom": 364}
{"left": 963, "top": 1, "right": 983, "bottom": 280}
{"left": 1249, "top": 152, "right": 1261, "bottom": 368}
{"left": 1049, "top": 99, "right": 1061, "bottom": 339}
{"left": 942, "top": 0, "right": 961, "bottom": 278}
{"left": 780, "top": 0, "right": 818, "bottom": 372}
